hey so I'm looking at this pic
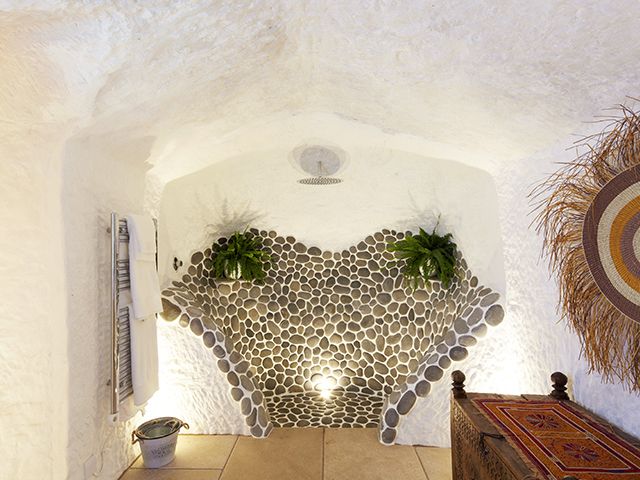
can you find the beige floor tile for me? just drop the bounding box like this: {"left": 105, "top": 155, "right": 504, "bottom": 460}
{"left": 415, "top": 447, "right": 452, "bottom": 480}
{"left": 132, "top": 435, "right": 237, "bottom": 470}
{"left": 324, "top": 428, "right": 427, "bottom": 480}
{"left": 220, "top": 428, "right": 323, "bottom": 480}
{"left": 120, "top": 468, "right": 221, "bottom": 479}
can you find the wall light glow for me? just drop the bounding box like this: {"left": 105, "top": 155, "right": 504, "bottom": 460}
{"left": 315, "top": 377, "right": 334, "bottom": 400}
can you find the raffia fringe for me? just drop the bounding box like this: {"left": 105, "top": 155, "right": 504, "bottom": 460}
{"left": 531, "top": 101, "right": 640, "bottom": 391}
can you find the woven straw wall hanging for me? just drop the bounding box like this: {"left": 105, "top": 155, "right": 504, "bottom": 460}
{"left": 533, "top": 102, "right": 640, "bottom": 391}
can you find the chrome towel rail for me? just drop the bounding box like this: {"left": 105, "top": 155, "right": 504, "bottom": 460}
{"left": 108, "top": 212, "right": 157, "bottom": 417}
{"left": 109, "top": 213, "right": 134, "bottom": 415}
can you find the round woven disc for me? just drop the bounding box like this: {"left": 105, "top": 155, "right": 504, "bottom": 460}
{"left": 583, "top": 164, "right": 640, "bottom": 322}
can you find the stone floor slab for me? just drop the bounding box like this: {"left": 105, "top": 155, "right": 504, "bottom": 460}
{"left": 120, "top": 468, "right": 221, "bottom": 479}
{"left": 132, "top": 435, "right": 237, "bottom": 470}
{"left": 220, "top": 428, "right": 322, "bottom": 480}
{"left": 415, "top": 447, "right": 452, "bottom": 480}
{"left": 324, "top": 428, "right": 427, "bottom": 480}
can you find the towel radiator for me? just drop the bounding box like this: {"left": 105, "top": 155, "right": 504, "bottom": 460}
{"left": 109, "top": 213, "right": 157, "bottom": 417}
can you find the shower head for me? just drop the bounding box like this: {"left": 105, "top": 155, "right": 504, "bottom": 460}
{"left": 298, "top": 176, "right": 342, "bottom": 185}
{"left": 294, "top": 145, "right": 345, "bottom": 185}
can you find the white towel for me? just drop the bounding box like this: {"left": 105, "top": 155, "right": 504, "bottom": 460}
{"left": 122, "top": 214, "right": 161, "bottom": 406}
{"left": 126, "top": 214, "right": 163, "bottom": 319}
{"left": 128, "top": 306, "right": 159, "bottom": 406}
{"left": 117, "top": 292, "right": 159, "bottom": 407}
{"left": 126, "top": 213, "right": 157, "bottom": 260}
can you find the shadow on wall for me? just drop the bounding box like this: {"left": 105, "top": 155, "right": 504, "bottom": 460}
{"left": 394, "top": 192, "right": 460, "bottom": 235}
{"left": 205, "top": 197, "right": 266, "bottom": 237}
{"left": 394, "top": 185, "right": 505, "bottom": 296}
{"left": 158, "top": 192, "right": 267, "bottom": 281}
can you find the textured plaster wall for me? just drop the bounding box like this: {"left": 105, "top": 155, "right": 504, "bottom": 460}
{"left": 145, "top": 317, "right": 250, "bottom": 436}
{"left": 131, "top": 1, "right": 640, "bottom": 181}
{"left": 0, "top": 12, "right": 110, "bottom": 480}
{"left": 0, "top": 130, "right": 68, "bottom": 479}
{"left": 62, "top": 136, "right": 155, "bottom": 480}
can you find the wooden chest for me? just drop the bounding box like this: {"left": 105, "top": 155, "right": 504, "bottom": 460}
{"left": 450, "top": 371, "right": 640, "bottom": 480}
{"left": 451, "top": 390, "right": 538, "bottom": 480}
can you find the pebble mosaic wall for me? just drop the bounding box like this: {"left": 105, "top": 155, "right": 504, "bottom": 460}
{"left": 160, "top": 229, "right": 503, "bottom": 442}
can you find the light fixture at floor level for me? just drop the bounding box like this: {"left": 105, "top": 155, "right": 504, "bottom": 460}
{"left": 316, "top": 377, "right": 334, "bottom": 400}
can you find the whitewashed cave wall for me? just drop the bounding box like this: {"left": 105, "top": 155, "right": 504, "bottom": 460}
{"left": 0, "top": 14, "right": 110, "bottom": 480}
{"left": 61, "top": 135, "right": 153, "bottom": 480}
{"left": 146, "top": 318, "right": 251, "bottom": 435}
{"left": 153, "top": 146, "right": 505, "bottom": 443}
{"left": 0, "top": 121, "right": 69, "bottom": 480}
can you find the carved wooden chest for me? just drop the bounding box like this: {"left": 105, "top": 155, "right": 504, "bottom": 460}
{"left": 451, "top": 391, "right": 533, "bottom": 480}
{"left": 450, "top": 371, "right": 640, "bottom": 480}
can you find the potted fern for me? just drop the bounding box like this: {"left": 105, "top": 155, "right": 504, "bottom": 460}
{"left": 387, "top": 227, "right": 458, "bottom": 290}
{"left": 211, "top": 231, "right": 271, "bottom": 281}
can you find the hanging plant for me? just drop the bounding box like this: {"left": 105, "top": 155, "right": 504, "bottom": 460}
{"left": 387, "top": 227, "right": 458, "bottom": 290}
{"left": 211, "top": 231, "right": 271, "bottom": 282}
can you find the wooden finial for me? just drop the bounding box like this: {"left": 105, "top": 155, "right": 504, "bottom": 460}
{"left": 550, "top": 371, "right": 569, "bottom": 400}
{"left": 452, "top": 370, "right": 467, "bottom": 399}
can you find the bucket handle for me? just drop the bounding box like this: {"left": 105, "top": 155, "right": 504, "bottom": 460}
{"left": 132, "top": 419, "right": 190, "bottom": 445}
{"left": 166, "top": 419, "right": 190, "bottom": 432}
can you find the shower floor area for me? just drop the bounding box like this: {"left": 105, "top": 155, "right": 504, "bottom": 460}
{"left": 265, "top": 390, "right": 384, "bottom": 428}
{"left": 120, "top": 429, "right": 452, "bottom": 480}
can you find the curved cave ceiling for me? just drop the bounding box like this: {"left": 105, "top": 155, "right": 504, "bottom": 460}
{"left": 5, "top": 1, "right": 640, "bottom": 183}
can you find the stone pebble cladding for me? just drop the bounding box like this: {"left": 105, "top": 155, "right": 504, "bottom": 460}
{"left": 160, "top": 229, "right": 504, "bottom": 443}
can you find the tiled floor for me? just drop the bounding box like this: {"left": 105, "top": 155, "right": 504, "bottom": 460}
{"left": 120, "top": 429, "right": 451, "bottom": 480}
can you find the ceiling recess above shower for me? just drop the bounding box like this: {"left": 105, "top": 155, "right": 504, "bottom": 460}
{"left": 293, "top": 144, "right": 347, "bottom": 185}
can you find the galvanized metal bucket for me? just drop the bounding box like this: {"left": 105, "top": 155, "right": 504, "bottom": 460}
{"left": 131, "top": 417, "right": 189, "bottom": 468}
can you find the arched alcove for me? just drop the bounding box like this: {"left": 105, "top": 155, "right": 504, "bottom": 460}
{"left": 152, "top": 129, "right": 506, "bottom": 445}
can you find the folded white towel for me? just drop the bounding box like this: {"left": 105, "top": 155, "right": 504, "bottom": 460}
{"left": 128, "top": 306, "right": 159, "bottom": 406}
{"left": 126, "top": 214, "right": 163, "bottom": 319}
{"left": 126, "top": 214, "right": 157, "bottom": 257}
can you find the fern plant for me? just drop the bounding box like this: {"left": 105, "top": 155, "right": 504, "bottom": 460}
{"left": 211, "top": 231, "right": 271, "bottom": 281}
{"left": 387, "top": 227, "right": 458, "bottom": 290}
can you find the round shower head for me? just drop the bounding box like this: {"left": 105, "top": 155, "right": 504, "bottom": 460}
{"left": 293, "top": 144, "right": 345, "bottom": 185}
{"left": 298, "top": 176, "right": 343, "bottom": 185}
